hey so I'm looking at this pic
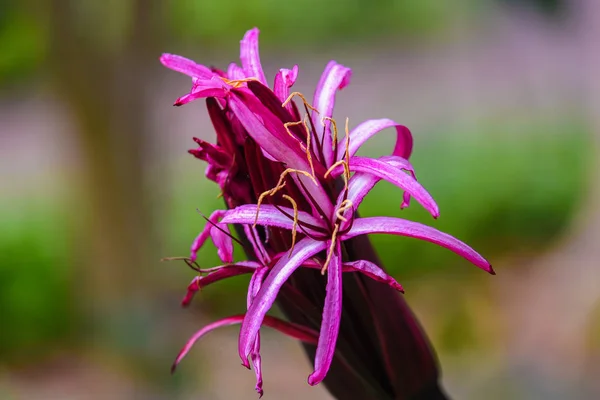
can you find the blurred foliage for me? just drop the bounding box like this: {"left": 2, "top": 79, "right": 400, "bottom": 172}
{"left": 0, "top": 199, "right": 73, "bottom": 363}
{"left": 0, "top": 2, "right": 47, "bottom": 86}
{"left": 169, "top": 0, "right": 475, "bottom": 49}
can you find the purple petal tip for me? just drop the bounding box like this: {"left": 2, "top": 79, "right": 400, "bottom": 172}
{"left": 488, "top": 264, "right": 496, "bottom": 275}
{"left": 170, "top": 363, "right": 178, "bottom": 374}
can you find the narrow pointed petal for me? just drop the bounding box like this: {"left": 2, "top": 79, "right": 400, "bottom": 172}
{"left": 274, "top": 65, "right": 299, "bottom": 111}
{"left": 189, "top": 210, "right": 227, "bottom": 262}
{"left": 341, "top": 119, "right": 413, "bottom": 161}
{"left": 212, "top": 222, "right": 234, "bottom": 263}
{"left": 221, "top": 204, "right": 326, "bottom": 234}
{"left": 308, "top": 242, "right": 343, "bottom": 386}
{"left": 345, "top": 156, "right": 439, "bottom": 218}
{"left": 251, "top": 333, "right": 263, "bottom": 397}
{"left": 239, "top": 238, "right": 328, "bottom": 366}
{"left": 228, "top": 91, "right": 309, "bottom": 169}
{"left": 173, "top": 86, "right": 227, "bottom": 106}
{"left": 345, "top": 217, "right": 494, "bottom": 274}
{"left": 239, "top": 28, "right": 267, "bottom": 84}
{"left": 160, "top": 53, "right": 214, "bottom": 79}
{"left": 172, "top": 315, "right": 319, "bottom": 373}
{"left": 343, "top": 260, "right": 404, "bottom": 292}
{"left": 312, "top": 61, "right": 352, "bottom": 166}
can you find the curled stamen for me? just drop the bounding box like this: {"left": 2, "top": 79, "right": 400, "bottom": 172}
{"left": 282, "top": 91, "right": 319, "bottom": 113}
{"left": 219, "top": 76, "right": 259, "bottom": 88}
{"left": 283, "top": 116, "right": 316, "bottom": 178}
{"left": 254, "top": 168, "right": 318, "bottom": 227}
{"left": 323, "top": 116, "right": 338, "bottom": 154}
{"left": 282, "top": 195, "right": 299, "bottom": 255}
{"left": 321, "top": 224, "right": 340, "bottom": 275}
{"left": 335, "top": 200, "right": 354, "bottom": 222}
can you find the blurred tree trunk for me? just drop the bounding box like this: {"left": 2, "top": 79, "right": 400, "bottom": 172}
{"left": 45, "top": 0, "right": 166, "bottom": 346}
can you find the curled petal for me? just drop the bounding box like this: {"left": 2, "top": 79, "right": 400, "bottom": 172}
{"left": 221, "top": 204, "right": 326, "bottom": 234}
{"left": 212, "top": 222, "right": 234, "bottom": 263}
{"left": 341, "top": 119, "right": 413, "bottom": 161}
{"left": 239, "top": 28, "right": 267, "bottom": 84}
{"left": 312, "top": 61, "right": 352, "bottom": 167}
{"left": 274, "top": 65, "right": 299, "bottom": 111}
{"left": 160, "top": 53, "right": 214, "bottom": 79}
{"left": 344, "top": 217, "right": 494, "bottom": 274}
{"left": 190, "top": 210, "right": 227, "bottom": 262}
{"left": 251, "top": 333, "right": 263, "bottom": 397}
{"left": 343, "top": 260, "right": 404, "bottom": 292}
{"left": 172, "top": 314, "right": 319, "bottom": 374}
{"left": 308, "top": 242, "right": 342, "bottom": 385}
{"left": 343, "top": 156, "right": 439, "bottom": 218}
{"left": 239, "top": 238, "right": 328, "bottom": 367}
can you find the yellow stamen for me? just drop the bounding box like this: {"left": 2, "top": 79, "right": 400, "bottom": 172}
{"left": 282, "top": 194, "right": 299, "bottom": 255}
{"left": 321, "top": 224, "right": 340, "bottom": 275}
{"left": 335, "top": 199, "right": 354, "bottom": 222}
{"left": 253, "top": 168, "right": 317, "bottom": 226}
{"left": 283, "top": 117, "right": 316, "bottom": 178}
{"left": 322, "top": 116, "right": 338, "bottom": 153}
{"left": 219, "top": 77, "right": 259, "bottom": 88}
{"left": 282, "top": 92, "right": 319, "bottom": 113}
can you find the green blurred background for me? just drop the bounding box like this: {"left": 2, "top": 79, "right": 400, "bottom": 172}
{"left": 2, "top": 0, "right": 599, "bottom": 398}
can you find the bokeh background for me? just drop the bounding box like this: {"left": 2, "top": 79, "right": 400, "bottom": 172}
{"left": 1, "top": 0, "right": 599, "bottom": 398}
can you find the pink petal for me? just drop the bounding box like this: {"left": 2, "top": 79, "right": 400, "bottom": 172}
{"left": 239, "top": 238, "right": 328, "bottom": 367}
{"left": 172, "top": 314, "right": 318, "bottom": 373}
{"left": 344, "top": 217, "right": 494, "bottom": 274}
{"left": 160, "top": 53, "right": 214, "bottom": 79}
{"left": 274, "top": 65, "right": 299, "bottom": 111}
{"left": 345, "top": 156, "right": 439, "bottom": 218}
{"left": 221, "top": 204, "right": 326, "bottom": 234}
{"left": 239, "top": 28, "right": 267, "bottom": 84}
{"left": 228, "top": 91, "right": 310, "bottom": 171}
{"left": 227, "top": 62, "right": 246, "bottom": 80}
{"left": 343, "top": 260, "right": 404, "bottom": 292}
{"left": 307, "top": 242, "right": 342, "bottom": 385}
{"left": 189, "top": 210, "right": 227, "bottom": 262}
{"left": 212, "top": 222, "right": 234, "bottom": 263}
{"left": 312, "top": 61, "right": 352, "bottom": 166}
{"left": 341, "top": 119, "right": 413, "bottom": 161}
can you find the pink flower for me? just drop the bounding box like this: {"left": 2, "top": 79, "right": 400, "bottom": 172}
{"left": 162, "top": 28, "right": 492, "bottom": 398}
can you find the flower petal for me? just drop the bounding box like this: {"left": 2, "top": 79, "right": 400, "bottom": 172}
{"left": 160, "top": 53, "right": 214, "bottom": 79}
{"left": 189, "top": 210, "right": 227, "bottom": 262}
{"left": 227, "top": 62, "right": 246, "bottom": 80}
{"left": 239, "top": 28, "right": 267, "bottom": 84}
{"left": 343, "top": 260, "right": 404, "bottom": 292}
{"left": 312, "top": 61, "right": 352, "bottom": 166}
{"left": 239, "top": 238, "right": 328, "bottom": 366}
{"left": 228, "top": 90, "right": 310, "bottom": 169}
{"left": 344, "top": 156, "right": 439, "bottom": 218}
{"left": 341, "top": 119, "right": 413, "bottom": 161}
{"left": 212, "top": 222, "right": 234, "bottom": 263}
{"left": 221, "top": 204, "right": 326, "bottom": 234}
{"left": 172, "top": 314, "right": 319, "bottom": 373}
{"left": 344, "top": 217, "right": 494, "bottom": 274}
{"left": 274, "top": 65, "right": 299, "bottom": 111}
{"left": 308, "top": 241, "right": 343, "bottom": 385}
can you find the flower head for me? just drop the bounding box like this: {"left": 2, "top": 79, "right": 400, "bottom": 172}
{"left": 162, "top": 27, "right": 492, "bottom": 397}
